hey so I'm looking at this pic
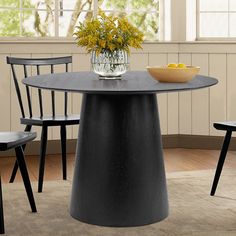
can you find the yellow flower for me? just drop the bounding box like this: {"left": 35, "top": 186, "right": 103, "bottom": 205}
{"left": 117, "top": 37, "right": 123, "bottom": 44}
{"left": 74, "top": 10, "right": 144, "bottom": 54}
{"left": 108, "top": 43, "right": 116, "bottom": 51}
{"left": 107, "top": 34, "right": 113, "bottom": 41}
{"left": 99, "top": 39, "right": 106, "bottom": 48}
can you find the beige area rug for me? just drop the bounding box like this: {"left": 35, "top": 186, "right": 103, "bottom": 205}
{"left": 2, "top": 169, "right": 236, "bottom": 236}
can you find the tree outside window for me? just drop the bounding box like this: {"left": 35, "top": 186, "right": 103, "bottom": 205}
{"left": 0, "top": 0, "right": 161, "bottom": 41}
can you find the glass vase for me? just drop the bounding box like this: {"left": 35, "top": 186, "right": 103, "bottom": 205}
{"left": 91, "top": 49, "right": 129, "bottom": 79}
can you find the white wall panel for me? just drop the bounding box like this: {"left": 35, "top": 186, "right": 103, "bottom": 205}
{"left": 71, "top": 54, "right": 89, "bottom": 139}
{"left": 192, "top": 54, "right": 210, "bottom": 135}
{"left": 167, "top": 54, "right": 179, "bottom": 134}
{"left": 209, "top": 54, "right": 227, "bottom": 136}
{"left": 226, "top": 54, "right": 236, "bottom": 137}
{"left": 0, "top": 54, "right": 11, "bottom": 131}
{"left": 178, "top": 54, "right": 192, "bottom": 134}
{"left": 148, "top": 53, "right": 168, "bottom": 134}
{"left": 130, "top": 53, "right": 148, "bottom": 71}
{"left": 227, "top": 54, "right": 236, "bottom": 121}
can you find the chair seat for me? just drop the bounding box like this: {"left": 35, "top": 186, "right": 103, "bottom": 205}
{"left": 214, "top": 121, "right": 236, "bottom": 131}
{"left": 21, "top": 114, "right": 80, "bottom": 126}
{"left": 0, "top": 132, "right": 36, "bottom": 151}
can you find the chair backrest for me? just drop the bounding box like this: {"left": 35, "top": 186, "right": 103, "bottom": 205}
{"left": 6, "top": 56, "right": 72, "bottom": 118}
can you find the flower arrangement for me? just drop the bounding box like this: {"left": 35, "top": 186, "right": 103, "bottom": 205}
{"left": 74, "top": 11, "right": 144, "bottom": 55}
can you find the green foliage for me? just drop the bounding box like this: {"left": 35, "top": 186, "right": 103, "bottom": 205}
{"left": 34, "top": 0, "right": 54, "bottom": 37}
{"left": 0, "top": 10, "right": 20, "bottom": 36}
{"left": 0, "top": 0, "right": 19, "bottom": 8}
{"left": 0, "top": 0, "right": 33, "bottom": 36}
{"left": 131, "top": 0, "right": 159, "bottom": 10}
{"left": 129, "top": 12, "right": 159, "bottom": 40}
{"left": 101, "top": 0, "right": 127, "bottom": 10}
{"left": 103, "top": 0, "right": 159, "bottom": 40}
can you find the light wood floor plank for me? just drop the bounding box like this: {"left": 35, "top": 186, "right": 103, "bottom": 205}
{"left": 1, "top": 148, "right": 236, "bottom": 183}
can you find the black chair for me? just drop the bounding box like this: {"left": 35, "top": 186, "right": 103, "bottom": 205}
{"left": 210, "top": 122, "right": 235, "bottom": 196}
{"left": 6, "top": 56, "right": 80, "bottom": 193}
{"left": 0, "top": 131, "right": 37, "bottom": 234}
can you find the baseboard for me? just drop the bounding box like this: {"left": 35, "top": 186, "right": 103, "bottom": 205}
{"left": 162, "top": 135, "right": 230, "bottom": 150}
{"left": 0, "top": 139, "right": 77, "bottom": 157}
{"left": 0, "top": 135, "right": 233, "bottom": 157}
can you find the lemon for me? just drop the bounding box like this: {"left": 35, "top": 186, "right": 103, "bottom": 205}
{"left": 177, "top": 63, "right": 186, "bottom": 68}
{"left": 167, "top": 63, "right": 177, "bottom": 68}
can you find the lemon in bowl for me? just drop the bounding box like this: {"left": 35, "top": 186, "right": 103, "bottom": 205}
{"left": 147, "top": 63, "right": 200, "bottom": 83}
{"left": 167, "top": 63, "right": 178, "bottom": 68}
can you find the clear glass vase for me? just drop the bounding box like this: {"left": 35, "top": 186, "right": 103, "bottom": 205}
{"left": 91, "top": 50, "right": 129, "bottom": 79}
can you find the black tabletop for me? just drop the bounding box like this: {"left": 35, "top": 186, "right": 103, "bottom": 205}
{"left": 22, "top": 71, "right": 218, "bottom": 94}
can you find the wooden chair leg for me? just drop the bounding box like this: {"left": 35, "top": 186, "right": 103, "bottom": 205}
{"left": 0, "top": 177, "right": 4, "bottom": 234}
{"left": 210, "top": 130, "right": 232, "bottom": 196}
{"left": 60, "top": 125, "right": 67, "bottom": 180}
{"left": 9, "top": 161, "right": 18, "bottom": 183}
{"left": 15, "top": 146, "right": 37, "bottom": 212}
{"left": 9, "top": 125, "right": 32, "bottom": 183}
{"left": 38, "top": 126, "right": 48, "bottom": 193}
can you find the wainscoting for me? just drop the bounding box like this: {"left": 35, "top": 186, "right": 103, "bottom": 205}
{"left": 0, "top": 41, "right": 235, "bottom": 144}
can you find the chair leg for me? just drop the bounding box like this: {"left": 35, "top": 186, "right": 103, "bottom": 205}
{"left": 0, "top": 177, "right": 4, "bottom": 234}
{"left": 210, "top": 130, "right": 232, "bottom": 196}
{"left": 9, "top": 161, "right": 18, "bottom": 183}
{"left": 60, "top": 125, "right": 67, "bottom": 180}
{"left": 38, "top": 126, "right": 48, "bottom": 193}
{"left": 15, "top": 146, "right": 37, "bottom": 212}
{"left": 9, "top": 125, "right": 32, "bottom": 183}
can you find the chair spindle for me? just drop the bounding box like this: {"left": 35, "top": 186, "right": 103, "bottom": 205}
{"left": 51, "top": 65, "right": 55, "bottom": 117}
{"left": 24, "top": 65, "right": 33, "bottom": 118}
{"left": 11, "top": 65, "right": 25, "bottom": 118}
{"left": 64, "top": 63, "right": 69, "bottom": 116}
{"left": 36, "top": 65, "right": 43, "bottom": 117}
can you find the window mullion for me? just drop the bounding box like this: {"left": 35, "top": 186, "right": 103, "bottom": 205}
{"left": 228, "top": 0, "right": 230, "bottom": 37}
{"left": 20, "top": 0, "right": 22, "bottom": 36}
{"left": 196, "top": 0, "right": 200, "bottom": 39}
{"left": 94, "top": 0, "right": 98, "bottom": 18}
{"left": 159, "top": 0, "right": 164, "bottom": 40}
{"left": 55, "top": 0, "right": 59, "bottom": 37}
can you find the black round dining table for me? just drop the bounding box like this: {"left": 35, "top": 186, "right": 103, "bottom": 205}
{"left": 23, "top": 71, "right": 218, "bottom": 227}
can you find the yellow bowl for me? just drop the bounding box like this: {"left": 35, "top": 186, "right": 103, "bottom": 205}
{"left": 147, "top": 66, "right": 200, "bottom": 83}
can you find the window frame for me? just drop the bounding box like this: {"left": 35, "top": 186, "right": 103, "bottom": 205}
{"left": 196, "top": 0, "right": 236, "bottom": 41}
{"left": 0, "top": 0, "right": 165, "bottom": 41}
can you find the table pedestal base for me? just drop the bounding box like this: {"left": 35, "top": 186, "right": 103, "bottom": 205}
{"left": 70, "top": 94, "right": 168, "bottom": 227}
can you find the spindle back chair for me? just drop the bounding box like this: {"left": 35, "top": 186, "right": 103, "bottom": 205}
{"left": 0, "top": 131, "right": 37, "bottom": 234}
{"left": 6, "top": 56, "right": 80, "bottom": 192}
{"left": 210, "top": 122, "right": 236, "bottom": 196}
{"left": 7, "top": 56, "right": 71, "bottom": 119}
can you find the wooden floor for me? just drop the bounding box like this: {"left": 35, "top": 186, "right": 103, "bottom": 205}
{"left": 1, "top": 148, "right": 236, "bottom": 183}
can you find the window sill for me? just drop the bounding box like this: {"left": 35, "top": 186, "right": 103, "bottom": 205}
{"left": 1, "top": 38, "right": 236, "bottom": 45}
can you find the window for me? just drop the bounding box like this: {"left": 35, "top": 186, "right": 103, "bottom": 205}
{"left": 0, "top": 0, "right": 93, "bottom": 37}
{"left": 197, "top": 0, "right": 236, "bottom": 39}
{"left": 98, "top": 0, "right": 161, "bottom": 41}
{"left": 0, "top": 0, "right": 164, "bottom": 41}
